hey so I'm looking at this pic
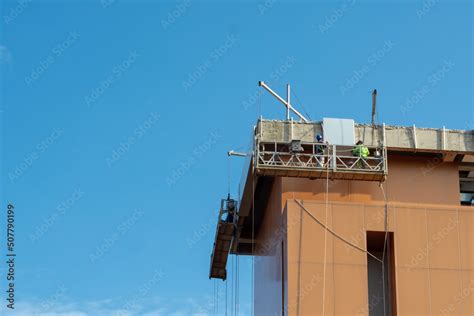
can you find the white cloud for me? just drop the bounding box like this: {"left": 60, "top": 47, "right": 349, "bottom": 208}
{"left": 10, "top": 298, "right": 216, "bottom": 316}
{"left": 12, "top": 300, "right": 136, "bottom": 316}
{"left": 9, "top": 292, "right": 254, "bottom": 316}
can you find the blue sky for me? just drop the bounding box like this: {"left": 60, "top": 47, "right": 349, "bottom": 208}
{"left": 0, "top": 0, "right": 472, "bottom": 315}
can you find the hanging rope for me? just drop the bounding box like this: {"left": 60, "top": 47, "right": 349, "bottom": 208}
{"left": 251, "top": 83, "right": 260, "bottom": 316}
{"left": 236, "top": 254, "right": 239, "bottom": 316}
{"left": 214, "top": 279, "right": 217, "bottom": 316}
{"left": 291, "top": 87, "right": 312, "bottom": 121}
{"left": 380, "top": 182, "right": 389, "bottom": 316}
{"left": 257, "top": 86, "right": 263, "bottom": 119}
{"left": 225, "top": 275, "right": 228, "bottom": 316}
{"left": 238, "top": 257, "right": 240, "bottom": 316}
{"left": 251, "top": 171, "right": 255, "bottom": 316}
{"left": 321, "top": 158, "right": 330, "bottom": 316}
{"left": 228, "top": 156, "right": 231, "bottom": 197}
{"left": 231, "top": 254, "right": 234, "bottom": 316}
{"left": 294, "top": 200, "right": 383, "bottom": 264}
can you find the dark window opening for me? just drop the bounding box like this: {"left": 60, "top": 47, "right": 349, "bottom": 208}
{"left": 460, "top": 170, "right": 474, "bottom": 206}
{"left": 366, "top": 231, "right": 397, "bottom": 316}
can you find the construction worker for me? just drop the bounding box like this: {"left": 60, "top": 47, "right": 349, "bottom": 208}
{"left": 352, "top": 140, "right": 369, "bottom": 168}
{"left": 315, "top": 134, "right": 326, "bottom": 167}
{"left": 225, "top": 197, "right": 235, "bottom": 223}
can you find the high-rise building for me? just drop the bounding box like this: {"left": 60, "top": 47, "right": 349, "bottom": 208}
{"left": 209, "top": 115, "right": 473, "bottom": 315}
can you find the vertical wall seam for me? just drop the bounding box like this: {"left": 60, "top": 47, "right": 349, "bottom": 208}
{"left": 455, "top": 208, "right": 464, "bottom": 316}
{"left": 394, "top": 205, "right": 400, "bottom": 316}
{"left": 363, "top": 204, "right": 368, "bottom": 315}
{"left": 296, "top": 201, "right": 303, "bottom": 316}
{"left": 331, "top": 204, "right": 335, "bottom": 316}
{"left": 424, "top": 208, "right": 433, "bottom": 316}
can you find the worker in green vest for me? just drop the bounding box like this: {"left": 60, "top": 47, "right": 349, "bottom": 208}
{"left": 352, "top": 140, "right": 369, "bottom": 168}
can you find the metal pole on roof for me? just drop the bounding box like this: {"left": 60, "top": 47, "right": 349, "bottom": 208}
{"left": 286, "top": 84, "right": 291, "bottom": 120}
{"left": 258, "top": 81, "right": 309, "bottom": 123}
{"left": 371, "top": 89, "right": 377, "bottom": 126}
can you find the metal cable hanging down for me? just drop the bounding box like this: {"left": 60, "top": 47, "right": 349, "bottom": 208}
{"left": 295, "top": 188, "right": 390, "bottom": 316}
{"left": 214, "top": 279, "right": 217, "bottom": 316}
{"left": 258, "top": 81, "right": 309, "bottom": 122}
{"left": 291, "top": 87, "right": 312, "bottom": 121}
{"left": 236, "top": 254, "right": 238, "bottom": 316}
{"left": 380, "top": 182, "right": 390, "bottom": 316}
{"left": 227, "top": 156, "right": 231, "bottom": 196}
{"left": 294, "top": 199, "right": 383, "bottom": 264}
{"left": 321, "top": 161, "right": 330, "bottom": 316}
{"left": 225, "top": 276, "right": 228, "bottom": 316}
{"left": 231, "top": 255, "right": 234, "bottom": 316}
{"left": 253, "top": 82, "right": 262, "bottom": 316}
{"left": 251, "top": 161, "right": 255, "bottom": 316}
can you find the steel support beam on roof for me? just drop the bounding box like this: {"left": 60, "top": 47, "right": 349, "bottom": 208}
{"left": 258, "top": 81, "right": 309, "bottom": 123}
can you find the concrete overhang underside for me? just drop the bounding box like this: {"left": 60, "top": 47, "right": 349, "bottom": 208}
{"left": 231, "top": 158, "right": 275, "bottom": 255}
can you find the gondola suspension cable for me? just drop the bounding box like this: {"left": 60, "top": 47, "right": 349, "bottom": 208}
{"left": 380, "top": 182, "right": 390, "bottom": 316}
{"left": 294, "top": 200, "right": 383, "bottom": 264}
{"left": 321, "top": 159, "right": 330, "bottom": 316}
{"left": 225, "top": 275, "right": 228, "bottom": 316}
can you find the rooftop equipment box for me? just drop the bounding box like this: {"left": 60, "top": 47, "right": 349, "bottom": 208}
{"left": 323, "top": 118, "right": 356, "bottom": 146}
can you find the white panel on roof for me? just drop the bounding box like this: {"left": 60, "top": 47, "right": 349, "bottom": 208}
{"left": 323, "top": 118, "right": 355, "bottom": 146}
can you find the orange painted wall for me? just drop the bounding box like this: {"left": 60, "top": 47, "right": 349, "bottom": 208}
{"left": 281, "top": 155, "right": 461, "bottom": 206}
{"left": 284, "top": 200, "right": 473, "bottom": 316}
{"left": 254, "top": 178, "right": 285, "bottom": 316}
{"left": 253, "top": 155, "right": 473, "bottom": 315}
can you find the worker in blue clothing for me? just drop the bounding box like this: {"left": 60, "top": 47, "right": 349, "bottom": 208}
{"left": 225, "top": 197, "right": 235, "bottom": 223}
{"left": 315, "top": 134, "right": 326, "bottom": 167}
